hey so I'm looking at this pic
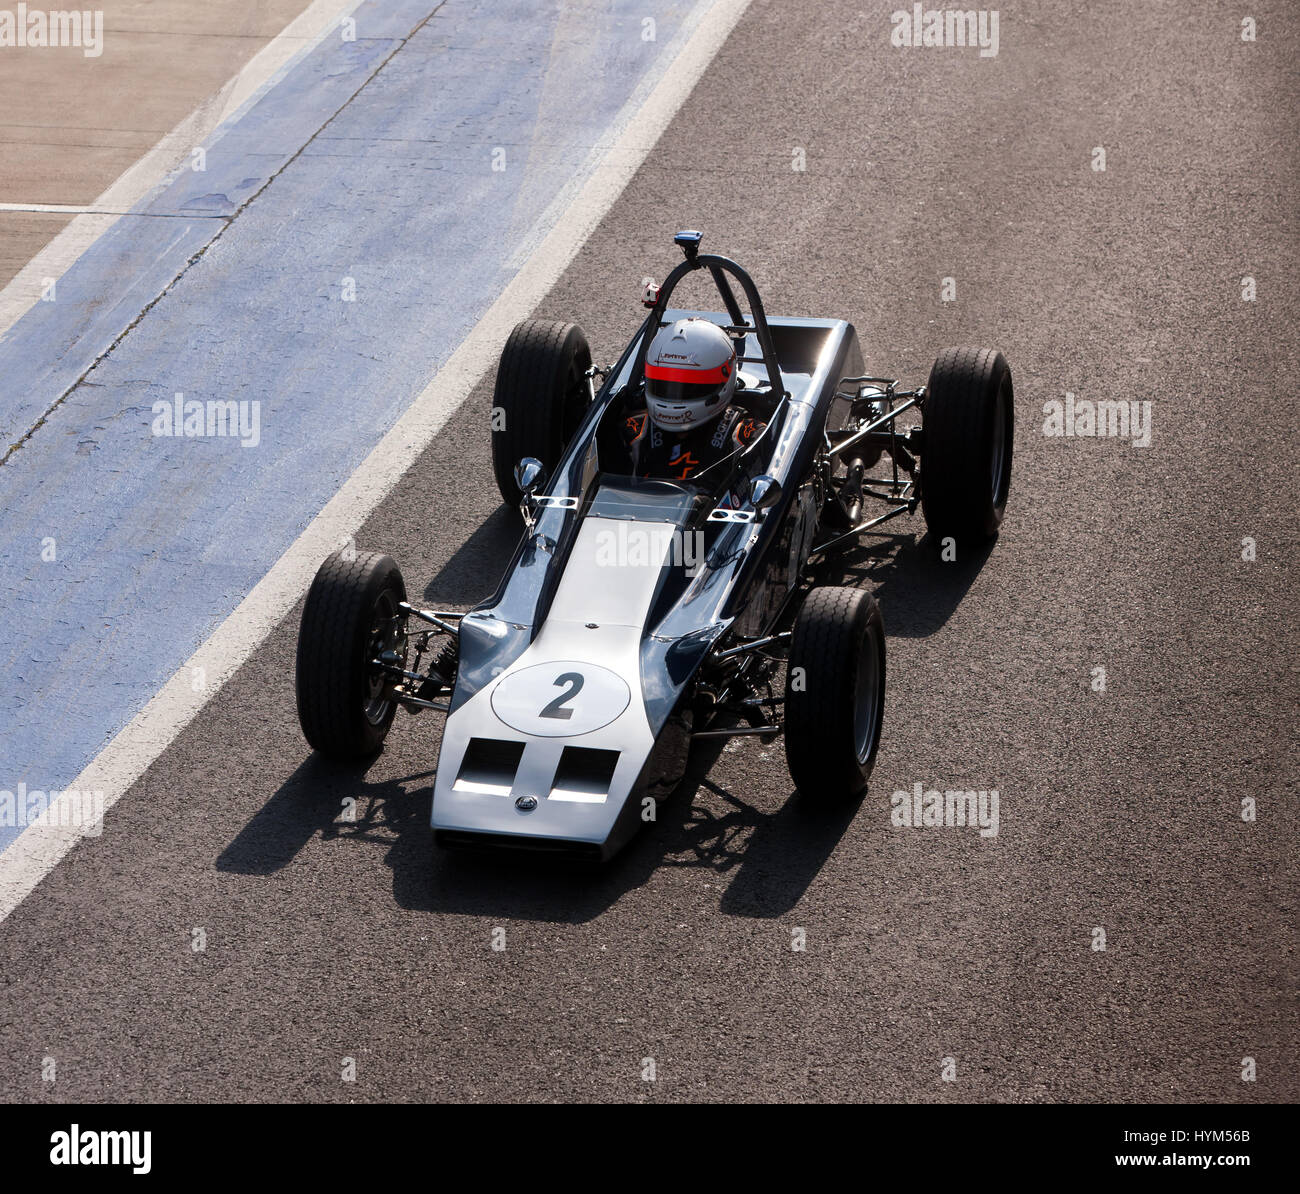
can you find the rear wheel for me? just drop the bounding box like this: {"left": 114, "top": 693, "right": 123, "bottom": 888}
{"left": 920, "top": 346, "right": 1013, "bottom": 548}
{"left": 296, "top": 551, "right": 407, "bottom": 759}
{"left": 490, "top": 319, "right": 592, "bottom": 509}
{"left": 784, "top": 586, "right": 886, "bottom": 803}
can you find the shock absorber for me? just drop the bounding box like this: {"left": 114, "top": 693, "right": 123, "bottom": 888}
{"left": 431, "top": 635, "right": 459, "bottom": 687}
{"left": 409, "top": 634, "right": 459, "bottom": 707}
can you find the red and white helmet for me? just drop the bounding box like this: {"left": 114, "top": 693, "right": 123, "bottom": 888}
{"left": 644, "top": 317, "right": 738, "bottom": 431}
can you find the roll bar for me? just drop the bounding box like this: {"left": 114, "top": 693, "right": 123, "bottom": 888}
{"left": 630, "top": 230, "right": 788, "bottom": 402}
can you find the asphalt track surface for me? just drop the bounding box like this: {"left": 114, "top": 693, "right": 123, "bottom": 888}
{"left": 1, "top": 0, "right": 1297, "bottom": 1102}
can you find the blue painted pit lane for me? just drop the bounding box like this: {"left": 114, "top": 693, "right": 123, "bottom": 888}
{"left": 0, "top": 0, "right": 715, "bottom": 852}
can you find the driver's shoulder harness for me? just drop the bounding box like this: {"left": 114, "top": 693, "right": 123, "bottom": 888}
{"left": 622, "top": 406, "right": 765, "bottom": 481}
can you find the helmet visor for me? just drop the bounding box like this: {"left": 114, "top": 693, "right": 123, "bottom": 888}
{"left": 646, "top": 375, "right": 722, "bottom": 404}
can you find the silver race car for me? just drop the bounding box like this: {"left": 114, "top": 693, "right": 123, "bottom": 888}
{"left": 295, "top": 231, "right": 1014, "bottom": 860}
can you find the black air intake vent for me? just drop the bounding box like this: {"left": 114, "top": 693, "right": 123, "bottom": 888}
{"left": 549, "top": 746, "right": 619, "bottom": 803}
{"left": 453, "top": 738, "right": 525, "bottom": 796}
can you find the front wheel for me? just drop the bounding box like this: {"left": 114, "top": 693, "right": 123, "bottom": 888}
{"left": 784, "top": 586, "right": 886, "bottom": 803}
{"left": 920, "top": 346, "right": 1013, "bottom": 548}
{"left": 295, "top": 551, "right": 407, "bottom": 759}
{"left": 490, "top": 319, "right": 592, "bottom": 510}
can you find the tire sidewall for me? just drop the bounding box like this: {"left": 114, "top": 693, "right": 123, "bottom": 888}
{"left": 921, "top": 346, "right": 1013, "bottom": 544}
{"left": 490, "top": 320, "right": 592, "bottom": 509}
{"left": 296, "top": 551, "right": 407, "bottom": 758}
{"left": 785, "top": 587, "right": 886, "bottom": 802}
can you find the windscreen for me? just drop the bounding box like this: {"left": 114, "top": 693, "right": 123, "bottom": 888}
{"left": 586, "top": 476, "right": 702, "bottom": 524}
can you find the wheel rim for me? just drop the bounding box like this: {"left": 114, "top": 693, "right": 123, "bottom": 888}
{"left": 853, "top": 623, "right": 882, "bottom": 764}
{"left": 990, "top": 379, "right": 1010, "bottom": 507}
{"left": 363, "top": 590, "right": 403, "bottom": 725}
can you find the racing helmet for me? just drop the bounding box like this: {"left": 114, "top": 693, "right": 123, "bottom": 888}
{"left": 644, "top": 317, "right": 738, "bottom": 432}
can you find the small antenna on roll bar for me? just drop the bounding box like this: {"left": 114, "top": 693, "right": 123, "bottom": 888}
{"left": 673, "top": 229, "right": 702, "bottom": 261}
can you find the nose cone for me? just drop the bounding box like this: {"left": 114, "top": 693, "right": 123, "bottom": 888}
{"left": 433, "top": 512, "right": 679, "bottom": 859}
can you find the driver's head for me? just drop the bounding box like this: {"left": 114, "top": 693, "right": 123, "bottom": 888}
{"left": 644, "top": 317, "right": 738, "bottom": 433}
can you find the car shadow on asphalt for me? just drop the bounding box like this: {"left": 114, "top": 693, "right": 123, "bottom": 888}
{"left": 215, "top": 737, "right": 858, "bottom": 923}
{"left": 419, "top": 505, "right": 520, "bottom": 607}
{"left": 214, "top": 754, "right": 437, "bottom": 876}
{"left": 384, "top": 737, "right": 861, "bottom": 923}
{"left": 816, "top": 530, "right": 995, "bottom": 637}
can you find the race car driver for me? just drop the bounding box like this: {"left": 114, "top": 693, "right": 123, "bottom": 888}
{"left": 622, "top": 316, "right": 765, "bottom": 481}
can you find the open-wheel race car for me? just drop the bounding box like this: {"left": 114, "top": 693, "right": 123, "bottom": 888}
{"left": 295, "top": 231, "right": 1014, "bottom": 860}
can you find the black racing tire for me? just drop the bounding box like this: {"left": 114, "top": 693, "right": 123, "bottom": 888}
{"left": 490, "top": 319, "right": 592, "bottom": 509}
{"left": 920, "top": 346, "right": 1013, "bottom": 548}
{"left": 296, "top": 550, "right": 407, "bottom": 760}
{"left": 784, "top": 586, "right": 886, "bottom": 803}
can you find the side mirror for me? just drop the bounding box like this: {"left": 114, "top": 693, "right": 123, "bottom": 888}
{"left": 514, "top": 457, "right": 545, "bottom": 497}
{"left": 748, "top": 474, "right": 782, "bottom": 512}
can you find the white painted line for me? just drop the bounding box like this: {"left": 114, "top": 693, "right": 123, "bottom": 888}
{"left": 0, "top": 0, "right": 752, "bottom": 922}
{"left": 0, "top": 203, "right": 136, "bottom": 215}
{"left": 0, "top": 0, "right": 366, "bottom": 338}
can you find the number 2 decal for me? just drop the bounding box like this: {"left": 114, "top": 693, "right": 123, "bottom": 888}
{"left": 491, "top": 661, "right": 629, "bottom": 736}
{"left": 539, "top": 671, "right": 584, "bottom": 720}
